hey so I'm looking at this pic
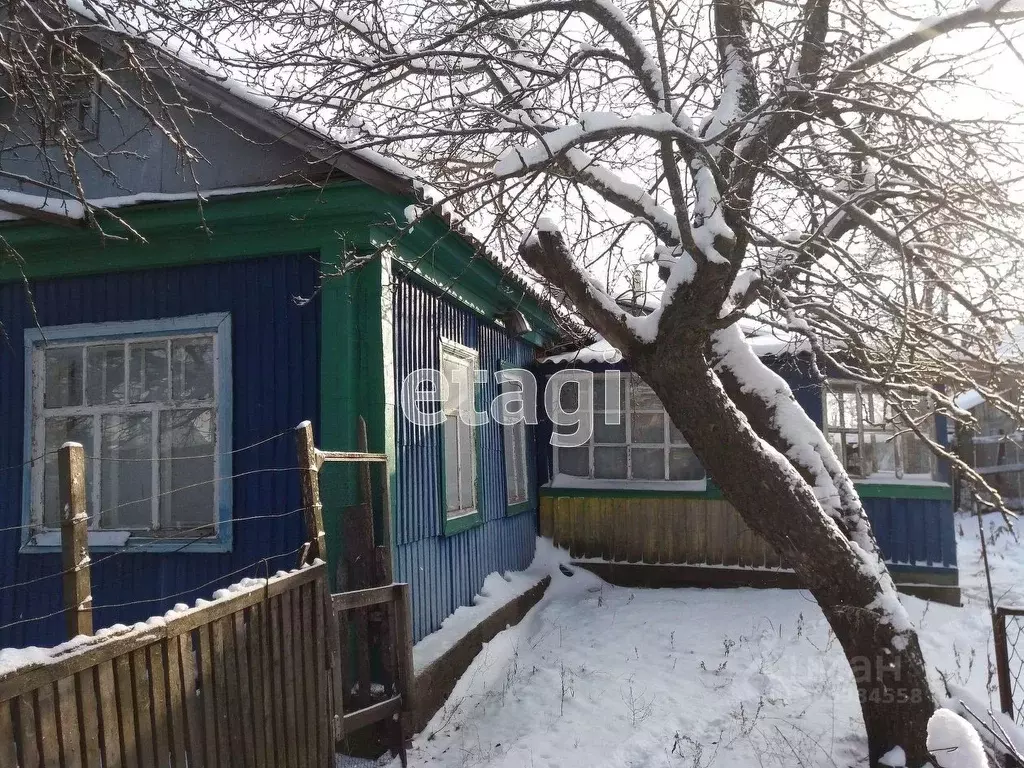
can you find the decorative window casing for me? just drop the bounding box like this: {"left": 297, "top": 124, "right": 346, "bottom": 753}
{"left": 823, "top": 381, "right": 933, "bottom": 480}
{"left": 501, "top": 372, "right": 531, "bottom": 512}
{"left": 440, "top": 340, "right": 479, "bottom": 526}
{"left": 553, "top": 372, "right": 706, "bottom": 490}
{"left": 23, "top": 314, "right": 233, "bottom": 551}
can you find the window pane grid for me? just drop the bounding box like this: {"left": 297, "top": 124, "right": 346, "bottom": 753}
{"left": 33, "top": 331, "right": 219, "bottom": 536}
{"left": 556, "top": 373, "right": 705, "bottom": 484}
{"left": 440, "top": 341, "right": 479, "bottom": 519}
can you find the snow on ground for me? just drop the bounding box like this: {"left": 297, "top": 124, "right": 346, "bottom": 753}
{"left": 378, "top": 512, "right": 1024, "bottom": 767}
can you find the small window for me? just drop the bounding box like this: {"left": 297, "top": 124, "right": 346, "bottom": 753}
{"left": 823, "top": 381, "right": 933, "bottom": 480}
{"left": 24, "top": 314, "right": 232, "bottom": 548}
{"left": 501, "top": 373, "right": 530, "bottom": 510}
{"left": 440, "top": 340, "right": 479, "bottom": 522}
{"left": 553, "top": 372, "right": 705, "bottom": 488}
{"left": 49, "top": 40, "right": 101, "bottom": 138}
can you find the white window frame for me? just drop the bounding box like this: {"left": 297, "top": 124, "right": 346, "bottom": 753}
{"left": 440, "top": 339, "right": 480, "bottom": 522}
{"left": 501, "top": 370, "right": 531, "bottom": 510}
{"left": 552, "top": 371, "right": 706, "bottom": 491}
{"left": 21, "top": 314, "right": 233, "bottom": 552}
{"left": 822, "top": 380, "right": 935, "bottom": 482}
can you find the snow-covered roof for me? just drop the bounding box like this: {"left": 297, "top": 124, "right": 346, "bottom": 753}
{"left": 539, "top": 318, "right": 809, "bottom": 364}
{"left": 954, "top": 389, "right": 986, "bottom": 411}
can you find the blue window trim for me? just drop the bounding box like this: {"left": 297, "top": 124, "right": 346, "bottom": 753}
{"left": 20, "top": 312, "right": 234, "bottom": 554}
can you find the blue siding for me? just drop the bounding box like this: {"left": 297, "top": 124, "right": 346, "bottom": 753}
{"left": 0, "top": 254, "right": 320, "bottom": 648}
{"left": 393, "top": 277, "right": 538, "bottom": 641}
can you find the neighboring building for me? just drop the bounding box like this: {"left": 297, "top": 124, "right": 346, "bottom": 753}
{"left": 0, "top": 20, "right": 560, "bottom": 647}
{"left": 533, "top": 327, "right": 960, "bottom": 604}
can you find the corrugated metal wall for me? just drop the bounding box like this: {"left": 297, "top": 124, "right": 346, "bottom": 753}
{"left": 392, "top": 276, "right": 538, "bottom": 641}
{"left": 0, "top": 254, "right": 320, "bottom": 648}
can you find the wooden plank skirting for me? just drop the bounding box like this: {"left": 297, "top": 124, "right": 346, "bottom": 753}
{"left": 0, "top": 564, "right": 337, "bottom": 768}
{"left": 539, "top": 495, "right": 784, "bottom": 568}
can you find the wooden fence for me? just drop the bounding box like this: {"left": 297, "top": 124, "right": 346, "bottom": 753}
{"left": 0, "top": 421, "right": 415, "bottom": 767}
{"left": 0, "top": 562, "right": 337, "bottom": 768}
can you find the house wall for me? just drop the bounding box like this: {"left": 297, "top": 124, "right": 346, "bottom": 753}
{"left": 0, "top": 253, "right": 320, "bottom": 648}
{"left": 533, "top": 355, "right": 958, "bottom": 587}
{"left": 392, "top": 276, "right": 539, "bottom": 642}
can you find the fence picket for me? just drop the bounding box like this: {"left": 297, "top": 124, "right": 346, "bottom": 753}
{"left": 301, "top": 584, "right": 318, "bottom": 768}
{"left": 15, "top": 694, "right": 40, "bottom": 768}
{"left": 114, "top": 654, "right": 139, "bottom": 768}
{"left": 148, "top": 643, "right": 171, "bottom": 764}
{"left": 269, "top": 594, "right": 288, "bottom": 768}
{"left": 281, "top": 588, "right": 300, "bottom": 768}
{"left": 197, "top": 624, "right": 220, "bottom": 768}
{"left": 56, "top": 674, "right": 84, "bottom": 768}
{"left": 130, "top": 649, "right": 156, "bottom": 767}
{"left": 0, "top": 701, "right": 17, "bottom": 768}
{"left": 211, "top": 617, "right": 232, "bottom": 768}
{"left": 36, "top": 683, "right": 61, "bottom": 766}
{"left": 233, "top": 611, "right": 258, "bottom": 768}
{"left": 77, "top": 668, "right": 103, "bottom": 768}
{"left": 248, "top": 602, "right": 268, "bottom": 768}
{"left": 95, "top": 661, "right": 122, "bottom": 768}
{"left": 178, "top": 632, "right": 204, "bottom": 768}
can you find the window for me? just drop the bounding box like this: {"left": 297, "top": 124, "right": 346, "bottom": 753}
{"left": 823, "top": 381, "right": 933, "bottom": 480}
{"left": 49, "top": 41, "right": 101, "bottom": 138}
{"left": 440, "top": 340, "right": 479, "bottom": 525}
{"left": 553, "top": 372, "right": 705, "bottom": 488}
{"left": 24, "top": 314, "right": 232, "bottom": 549}
{"left": 501, "top": 373, "right": 530, "bottom": 512}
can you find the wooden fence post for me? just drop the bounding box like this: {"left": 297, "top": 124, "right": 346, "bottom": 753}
{"left": 994, "top": 609, "right": 1015, "bottom": 717}
{"left": 59, "top": 441, "right": 93, "bottom": 638}
{"left": 295, "top": 421, "right": 327, "bottom": 564}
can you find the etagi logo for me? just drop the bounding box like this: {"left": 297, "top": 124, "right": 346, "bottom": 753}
{"left": 399, "top": 369, "right": 625, "bottom": 448}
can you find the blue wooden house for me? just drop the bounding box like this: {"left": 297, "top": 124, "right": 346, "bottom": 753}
{"left": 0, "top": 25, "right": 559, "bottom": 648}
{"left": 533, "top": 327, "right": 960, "bottom": 603}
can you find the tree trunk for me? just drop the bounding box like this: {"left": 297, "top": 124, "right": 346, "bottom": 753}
{"left": 635, "top": 345, "right": 935, "bottom": 765}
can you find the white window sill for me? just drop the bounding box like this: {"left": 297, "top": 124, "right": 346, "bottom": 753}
{"left": 549, "top": 474, "right": 708, "bottom": 492}
{"left": 21, "top": 529, "right": 230, "bottom": 553}
{"left": 853, "top": 474, "right": 948, "bottom": 486}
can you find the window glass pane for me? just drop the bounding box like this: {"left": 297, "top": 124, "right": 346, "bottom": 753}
{"left": 458, "top": 421, "right": 476, "bottom": 512}
{"left": 504, "top": 421, "right": 528, "bottom": 504}
{"left": 669, "top": 447, "right": 704, "bottom": 481}
{"left": 863, "top": 432, "right": 896, "bottom": 474}
{"left": 669, "top": 420, "right": 687, "bottom": 445}
{"left": 594, "top": 417, "right": 627, "bottom": 444}
{"left": 558, "top": 378, "right": 580, "bottom": 412}
{"left": 825, "top": 393, "right": 843, "bottom": 429}
{"left": 129, "top": 341, "right": 169, "bottom": 403}
{"left": 159, "top": 409, "right": 215, "bottom": 530}
{"left": 171, "top": 337, "right": 214, "bottom": 402}
{"left": 86, "top": 344, "right": 125, "bottom": 405}
{"left": 631, "top": 412, "right": 663, "bottom": 444}
{"left": 844, "top": 433, "right": 866, "bottom": 477}
{"left": 42, "top": 415, "right": 93, "bottom": 528}
{"left": 631, "top": 447, "right": 664, "bottom": 480}
{"left": 593, "top": 374, "right": 624, "bottom": 413}
{"left": 593, "top": 446, "right": 627, "bottom": 479}
{"left": 558, "top": 447, "right": 589, "bottom": 477}
{"left": 828, "top": 432, "right": 845, "bottom": 466}
{"left": 629, "top": 380, "right": 661, "bottom": 411}
{"left": 44, "top": 346, "right": 84, "bottom": 408}
{"left": 100, "top": 414, "right": 152, "bottom": 530}
{"left": 842, "top": 392, "right": 859, "bottom": 426}
{"left": 864, "top": 394, "right": 889, "bottom": 429}
{"left": 903, "top": 434, "right": 933, "bottom": 476}
{"left": 444, "top": 415, "right": 460, "bottom": 512}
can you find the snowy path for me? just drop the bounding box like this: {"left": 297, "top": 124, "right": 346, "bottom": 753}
{"left": 394, "top": 515, "right": 1023, "bottom": 767}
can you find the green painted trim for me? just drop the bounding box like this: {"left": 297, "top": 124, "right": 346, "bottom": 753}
{"left": 443, "top": 510, "right": 484, "bottom": 536}
{"left": 506, "top": 499, "right": 533, "bottom": 516}
{"left": 539, "top": 485, "right": 724, "bottom": 500}
{"left": 0, "top": 182, "right": 560, "bottom": 344}
{"left": 854, "top": 482, "right": 951, "bottom": 501}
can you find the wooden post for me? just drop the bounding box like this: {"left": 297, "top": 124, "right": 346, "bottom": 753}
{"left": 59, "top": 442, "right": 93, "bottom": 638}
{"left": 994, "top": 609, "right": 1015, "bottom": 717}
{"left": 295, "top": 421, "right": 326, "bottom": 564}
{"left": 393, "top": 583, "right": 415, "bottom": 717}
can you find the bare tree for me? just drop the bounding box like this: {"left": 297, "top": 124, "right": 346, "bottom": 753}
{"left": 8, "top": 0, "right": 1024, "bottom": 760}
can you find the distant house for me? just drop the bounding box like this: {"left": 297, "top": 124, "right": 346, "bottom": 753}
{"left": 0, "top": 17, "right": 560, "bottom": 647}
{"left": 533, "top": 324, "right": 960, "bottom": 604}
